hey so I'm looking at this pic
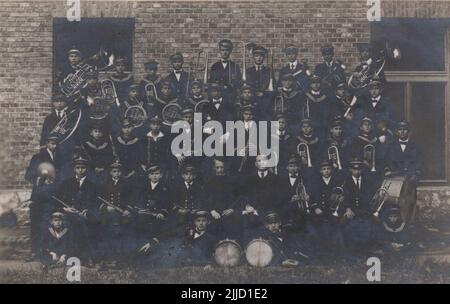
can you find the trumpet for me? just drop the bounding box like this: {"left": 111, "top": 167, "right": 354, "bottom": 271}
{"left": 329, "top": 186, "right": 344, "bottom": 217}
{"left": 295, "top": 180, "right": 310, "bottom": 214}
{"left": 297, "top": 143, "right": 312, "bottom": 168}
{"left": 328, "top": 145, "right": 342, "bottom": 170}
{"left": 101, "top": 79, "right": 120, "bottom": 107}
{"left": 363, "top": 144, "right": 376, "bottom": 172}
{"left": 371, "top": 181, "right": 392, "bottom": 218}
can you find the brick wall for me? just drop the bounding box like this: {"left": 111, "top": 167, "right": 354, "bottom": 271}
{"left": 1, "top": 0, "right": 449, "bottom": 190}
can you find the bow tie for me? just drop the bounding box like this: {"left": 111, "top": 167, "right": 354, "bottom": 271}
{"left": 289, "top": 174, "right": 298, "bottom": 178}
{"left": 372, "top": 99, "right": 379, "bottom": 102}
{"left": 399, "top": 140, "right": 409, "bottom": 144}
{"left": 221, "top": 60, "right": 229, "bottom": 64}
{"left": 213, "top": 99, "right": 221, "bottom": 104}
{"left": 174, "top": 71, "right": 182, "bottom": 74}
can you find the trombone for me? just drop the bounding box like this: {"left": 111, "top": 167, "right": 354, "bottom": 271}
{"left": 297, "top": 142, "right": 312, "bottom": 168}
{"left": 328, "top": 145, "right": 342, "bottom": 170}
{"left": 267, "top": 48, "right": 274, "bottom": 92}
{"left": 363, "top": 144, "right": 376, "bottom": 172}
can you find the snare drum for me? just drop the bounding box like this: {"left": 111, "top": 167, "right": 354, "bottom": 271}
{"left": 245, "top": 238, "right": 273, "bottom": 267}
{"left": 214, "top": 239, "right": 242, "bottom": 267}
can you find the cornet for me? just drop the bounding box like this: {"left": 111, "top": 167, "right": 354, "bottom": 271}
{"left": 100, "top": 79, "right": 120, "bottom": 107}
{"left": 363, "top": 144, "right": 376, "bottom": 172}
{"left": 297, "top": 143, "right": 312, "bottom": 168}
{"left": 328, "top": 145, "right": 342, "bottom": 170}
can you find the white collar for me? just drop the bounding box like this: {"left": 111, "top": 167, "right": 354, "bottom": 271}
{"left": 372, "top": 95, "right": 381, "bottom": 102}
{"left": 258, "top": 170, "right": 268, "bottom": 178}
{"left": 150, "top": 181, "right": 159, "bottom": 189}
{"left": 276, "top": 130, "right": 286, "bottom": 136}
{"left": 322, "top": 176, "right": 331, "bottom": 184}
{"left": 46, "top": 148, "right": 54, "bottom": 158}
{"left": 193, "top": 230, "right": 205, "bottom": 239}
{"left": 352, "top": 176, "right": 360, "bottom": 184}
{"left": 311, "top": 90, "right": 321, "bottom": 96}
{"left": 147, "top": 131, "right": 164, "bottom": 140}
{"left": 399, "top": 139, "right": 409, "bottom": 144}
{"left": 76, "top": 176, "right": 86, "bottom": 184}
{"left": 117, "top": 136, "right": 139, "bottom": 145}
{"left": 289, "top": 60, "right": 298, "bottom": 67}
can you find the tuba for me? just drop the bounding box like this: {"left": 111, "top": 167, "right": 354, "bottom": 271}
{"left": 297, "top": 143, "right": 312, "bottom": 168}
{"left": 363, "top": 144, "right": 376, "bottom": 172}
{"left": 328, "top": 145, "right": 342, "bottom": 170}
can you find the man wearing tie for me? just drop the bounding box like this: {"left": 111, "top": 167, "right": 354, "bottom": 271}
{"left": 342, "top": 159, "right": 378, "bottom": 253}
{"left": 40, "top": 94, "right": 69, "bottom": 147}
{"left": 209, "top": 39, "right": 242, "bottom": 99}
{"left": 164, "top": 53, "right": 192, "bottom": 102}
{"left": 385, "top": 121, "right": 422, "bottom": 182}
{"left": 314, "top": 44, "right": 346, "bottom": 94}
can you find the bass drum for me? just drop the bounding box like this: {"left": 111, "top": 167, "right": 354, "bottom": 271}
{"left": 380, "top": 175, "right": 417, "bottom": 224}
{"left": 245, "top": 238, "right": 273, "bottom": 267}
{"left": 214, "top": 239, "right": 242, "bottom": 267}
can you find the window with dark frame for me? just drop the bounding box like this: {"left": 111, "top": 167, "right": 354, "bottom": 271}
{"left": 371, "top": 19, "right": 449, "bottom": 184}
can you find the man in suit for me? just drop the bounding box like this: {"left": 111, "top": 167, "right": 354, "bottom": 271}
{"left": 359, "top": 78, "right": 396, "bottom": 127}
{"left": 342, "top": 159, "right": 379, "bottom": 253}
{"left": 278, "top": 45, "right": 311, "bottom": 92}
{"left": 245, "top": 45, "right": 275, "bottom": 119}
{"left": 203, "top": 82, "right": 234, "bottom": 126}
{"left": 57, "top": 156, "right": 99, "bottom": 262}
{"left": 314, "top": 44, "right": 346, "bottom": 94}
{"left": 26, "top": 134, "right": 62, "bottom": 185}
{"left": 164, "top": 53, "right": 193, "bottom": 102}
{"left": 209, "top": 39, "right": 242, "bottom": 100}
{"left": 385, "top": 121, "right": 422, "bottom": 181}
{"left": 40, "top": 94, "right": 69, "bottom": 147}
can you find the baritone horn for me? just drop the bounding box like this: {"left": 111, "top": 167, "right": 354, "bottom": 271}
{"left": 363, "top": 144, "right": 376, "bottom": 172}
{"left": 297, "top": 143, "right": 312, "bottom": 168}
{"left": 328, "top": 145, "right": 342, "bottom": 170}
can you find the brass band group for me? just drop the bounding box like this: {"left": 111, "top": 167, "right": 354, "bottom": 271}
{"left": 25, "top": 38, "right": 422, "bottom": 268}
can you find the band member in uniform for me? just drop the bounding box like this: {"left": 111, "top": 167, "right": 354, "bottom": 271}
{"left": 321, "top": 117, "right": 350, "bottom": 178}
{"left": 78, "top": 70, "right": 103, "bottom": 108}
{"left": 152, "top": 80, "right": 178, "bottom": 117}
{"left": 272, "top": 113, "right": 296, "bottom": 175}
{"left": 342, "top": 159, "right": 378, "bottom": 253}
{"left": 81, "top": 122, "right": 114, "bottom": 186}
{"left": 26, "top": 134, "right": 62, "bottom": 185}
{"left": 360, "top": 77, "right": 396, "bottom": 126}
{"left": 170, "top": 164, "right": 204, "bottom": 237}
{"left": 303, "top": 74, "right": 332, "bottom": 138}
{"left": 209, "top": 39, "right": 242, "bottom": 99}
{"left": 329, "top": 82, "right": 362, "bottom": 141}
{"left": 309, "top": 160, "right": 345, "bottom": 255}
{"left": 56, "top": 48, "right": 83, "bottom": 88}
{"left": 314, "top": 44, "right": 346, "bottom": 94}
{"left": 274, "top": 73, "right": 304, "bottom": 129}
{"left": 165, "top": 53, "right": 192, "bottom": 102}
{"left": 40, "top": 94, "right": 69, "bottom": 147}
{"left": 234, "top": 83, "right": 257, "bottom": 120}
{"left": 350, "top": 117, "right": 380, "bottom": 178}
{"left": 203, "top": 82, "right": 234, "bottom": 126}
{"left": 294, "top": 118, "right": 321, "bottom": 179}
{"left": 245, "top": 45, "right": 275, "bottom": 119}
{"left": 279, "top": 155, "right": 309, "bottom": 233}
{"left": 278, "top": 45, "right": 311, "bottom": 92}
{"left": 137, "top": 164, "right": 171, "bottom": 243}
{"left": 186, "top": 79, "right": 206, "bottom": 108}
{"left": 139, "top": 60, "right": 162, "bottom": 102}
{"left": 97, "top": 160, "right": 135, "bottom": 265}
{"left": 40, "top": 212, "right": 75, "bottom": 267}
{"left": 109, "top": 57, "right": 134, "bottom": 103}
{"left": 114, "top": 118, "right": 143, "bottom": 181}
{"left": 350, "top": 43, "right": 386, "bottom": 97}
{"left": 385, "top": 121, "right": 422, "bottom": 181}
{"left": 57, "top": 156, "right": 99, "bottom": 262}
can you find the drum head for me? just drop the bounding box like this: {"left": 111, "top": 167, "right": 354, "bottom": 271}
{"left": 245, "top": 239, "right": 273, "bottom": 267}
{"left": 214, "top": 240, "right": 242, "bottom": 267}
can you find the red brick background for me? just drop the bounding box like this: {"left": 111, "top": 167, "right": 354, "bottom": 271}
{"left": 0, "top": 0, "right": 448, "bottom": 189}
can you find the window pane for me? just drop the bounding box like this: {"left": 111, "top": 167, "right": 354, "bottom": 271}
{"left": 384, "top": 82, "right": 406, "bottom": 121}
{"left": 371, "top": 19, "right": 449, "bottom": 71}
{"left": 410, "top": 83, "right": 446, "bottom": 181}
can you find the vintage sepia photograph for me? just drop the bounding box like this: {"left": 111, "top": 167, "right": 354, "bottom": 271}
{"left": 1, "top": 0, "right": 450, "bottom": 287}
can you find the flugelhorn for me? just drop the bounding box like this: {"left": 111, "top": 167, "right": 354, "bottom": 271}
{"left": 363, "top": 144, "right": 376, "bottom": 172}
{"left": 297, "top": 143, "right": 312, "bottom": 168}
{"left": 328, "top": 145, "right": 342, "bottom": 170}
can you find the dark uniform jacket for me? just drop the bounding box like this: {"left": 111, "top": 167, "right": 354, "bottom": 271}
{"left": 309, "top": 173, "right": 342, "bottom": 213}
{"left": 170, "top": 179, "right": 204, "bottom": 211}
{"left": 82, "top": 140, "right": 114, "bottom": 170}
{"left": 99, "top": 178, "right": 134, "bottom": 210}
{"left": 164, "top": 70, "right": 192, "bottom": 101}
{"left": 41, "top": 227, "right": 75, "bottom": 258}
{"left": 385, "top": 139, "right": 422, "bottom": 179}
{"left": 209, "top": 60, "right": 242, "bottom": 94}
{"left": 25, "top": 148, "right": 61, "bottom": 185}
{"left": 58, "top": 176, "right": 98, "bottom": 220}
{"left": 278, "top": 62, "right": 310, "bottom": 92}
{"left": 114, "top": 136, "right": 143, "bottom": 177}
{"left": 203, "top": 175, "right": 237, "bottom": 213}
{"left": 109, "top": 72, "right": 134, "bottom": 103}
{"left": 343, "top": 174, "right": 377, "bottom": 216}
{"left": 243, "top": 171, "right": 281, "bottom": 215}
{"left": 139, "top": 180, "right": 172, "bottom": 217}
{"left": 314, "top": 60, "right": 346, "bottom": 92}
{"left": 359, "top": 95, "right": 396, "bottom": 126}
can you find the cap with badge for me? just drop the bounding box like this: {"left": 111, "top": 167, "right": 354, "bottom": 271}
{"left": 397, "top": 120, "right": 410, "bottom": 130}
{"left": 281, "top": 73, "right": 295, "bottom": 82}
{"left": 219, "top": 39, "right": 234, "bottom": 50}
{"left": 73, "top": 155, "right": 89, "bottom": 167}
{"left": 122, "top": 118, "right": 133, "bottom": 128}
{"left": 208, "top": 82, "right": 222, "bottom": 91}
{"left": 330, "top": 116, "right": 344, "bottom": 128}
{"left": 127, "top": 84, "right": 139, "bottom": 93}
{"left": 311, "top": 74, "right": 322, "bottom": 83}
{"left": 110, "top": 159, "right": 122, "bottom": 170}
{"left": 144, "top": 60, "right": 159, "bottom": 70}
{"left": 240, "top": 104, "right": 255, "bottom": 114}
{"left": 319, "top": 159, "right": 333, "bottom": 168}
{"left": 149, "top": 115, "right": 163, "bottom": 124}
{"left": 181, "top": 107, "right": 194, "bottom": 116}
{"left": 193, "top": 210, "right": 210, "bottom": 220}
{"left": 86, "top": 70, "right": 99, "bottom": 79}
{"left": 241, "top": 82, "right": 254, "bottom": 91}
{"left": 147, "top": 163, "right": 161, "bottom": 174}
{"left": 361, "top": 116, "right": 373, "bottom": 125}
{"left": 46, "top": 133, "right": 60, "bottom": 143}
{"left": 264, "top": 211, "right": 281, "bottom": 224}
{"left": 369, "top": 76, "right": 383, "bottom": 88}
{"left": 51, "top": 212, "right": 66, "bottom": 220}
{"left": 349, "top": 158, "right": 364, "bottom": 169}
{"left": 287, "top": 154, "right": 300, "bottom": 165}
{"left": 300, "top": 118, "right": 313, "bottom": 126}
{"left": 251, "top": 45, "right": 267, "bottom": 56}
{"left": 67, "top": 48, "right": 81, "bottom": 56}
